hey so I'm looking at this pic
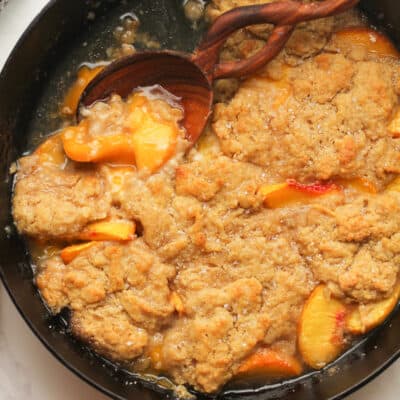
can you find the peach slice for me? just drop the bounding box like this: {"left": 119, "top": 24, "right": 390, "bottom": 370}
{"left": 62, "top": 94, "right": 179, "bottom": 170}
{"left": 346, "top": 284, "right": 400, "bottom": 335}
{"left": 236, "top": 348, "right": 303, "bottom": 378}
{"left": 79, "top": 221, "right": 135, "bottom": 241}
{"left": 61, "top": 64, "right": 105, "bottom": 116}
{"left": 259, "top": 180, "right": 339, "bottom": 208}
{"left": 298, "top": 285, "right": 347, "bottom": 369}
{"left": 35, "top": 134, "right": 67, "bottom": 167}
{"left": 331, "top": 27, "right": 399, "bottom": 58}
{"left": 388, "top": 110, "right": 400, "bottom": 138}
{"left": 286, "top": 180, "right": 339, "bottom": 195}
{"left": 126, "top": 95, "right": 179, "bottom": 172}
{"left": 61, "top": 122, "right": 136, "bottom": 164}
{"left": 170, "top": 292, "right": 185, "bottom": 316}
{"left": 61, "top": 242, "right": 96, "bottom": 264}
{"left": 131, "top": 121, "right": 178, "bottom": 173}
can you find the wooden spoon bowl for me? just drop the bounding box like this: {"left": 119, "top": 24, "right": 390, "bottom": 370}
{"left": 81, "top": 52, "right": 213, "bottom": 143}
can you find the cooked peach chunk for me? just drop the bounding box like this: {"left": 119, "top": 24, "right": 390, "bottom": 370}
{"left": 79, "top": 221, "right": 135, "bottom": 241}
{"left": 236, "top": 348, "right": 302, "bottom": 378}
{"left": 62, "top": 94, "right": 179, "bottom": 170}
{"left": 131, "top": 122, "right": 177, "bottom": 173}
{"left": 127, "top": 95, "right": 179, "bottom": 172}
{"left": 346, "top": 284, "right": 400, "bottom": 335}
{"left": 287, "top": 180, "right": 339, "bottom": 195}
{"left": 35, "top": 134, "right": 67, "bottom": 167}
{"left": 61, "top": 65, "right": 105, "bottom": 116}
{"left": 62, "top": 122, "right": 136, "bottom": 164}
{"left": 331, "top": 27, "right": 399, "bottom": 58}
{"left": 61, "top": 242, "right": 96, "bottom": 264}
{"left": 259, "top": 180, "right": 339, "bottom": 208}
{"left": 298, "top": 285, "right": 347, "bottom": 369}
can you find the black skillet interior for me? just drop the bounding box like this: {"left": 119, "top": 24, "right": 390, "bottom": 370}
{"left": 1, "top": 1, "right": 400, "bottom": 399}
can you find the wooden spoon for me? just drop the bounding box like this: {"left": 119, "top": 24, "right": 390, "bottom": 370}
{"left": 80, "top": 0, "right": 358, "bottom": 143}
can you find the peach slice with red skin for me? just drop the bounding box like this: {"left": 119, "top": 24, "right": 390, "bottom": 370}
{"left": 236, "top": 348, "right": 303, "bottom": 378}
{"left": 286, "top": 180, "right": 339, "bottom": 194}
{"left": 346, "top": 284, "right": 400, "bottom": 335}
{"left": 61, "top": 242, "right": 97, "bottom": 264}
{"left": 298, "top": 285, "right": 347, "bottom": 369}
{"left": 79, "top": 221, "right": 135, "bottom": 242}
{"left": 260, "top": 178, "right": 378, "bottom": 208}
{"left": 259, "top": 180, "right": 339, "bottom": 208}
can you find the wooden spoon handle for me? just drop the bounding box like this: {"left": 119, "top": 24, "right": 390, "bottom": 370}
{"left": 193, "top": 0, "right": 359, "bottom": 80}
{"left": 213, "top": 25, "right": 294, "bottom": 79}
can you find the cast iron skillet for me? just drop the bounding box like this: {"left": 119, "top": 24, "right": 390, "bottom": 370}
{"left": 1, "top": 1, "right": 400, "bottom": 399}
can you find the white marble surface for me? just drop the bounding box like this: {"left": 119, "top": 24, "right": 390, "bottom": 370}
{"left": 0, "top": 1, "right": 399, "bottom": 399}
